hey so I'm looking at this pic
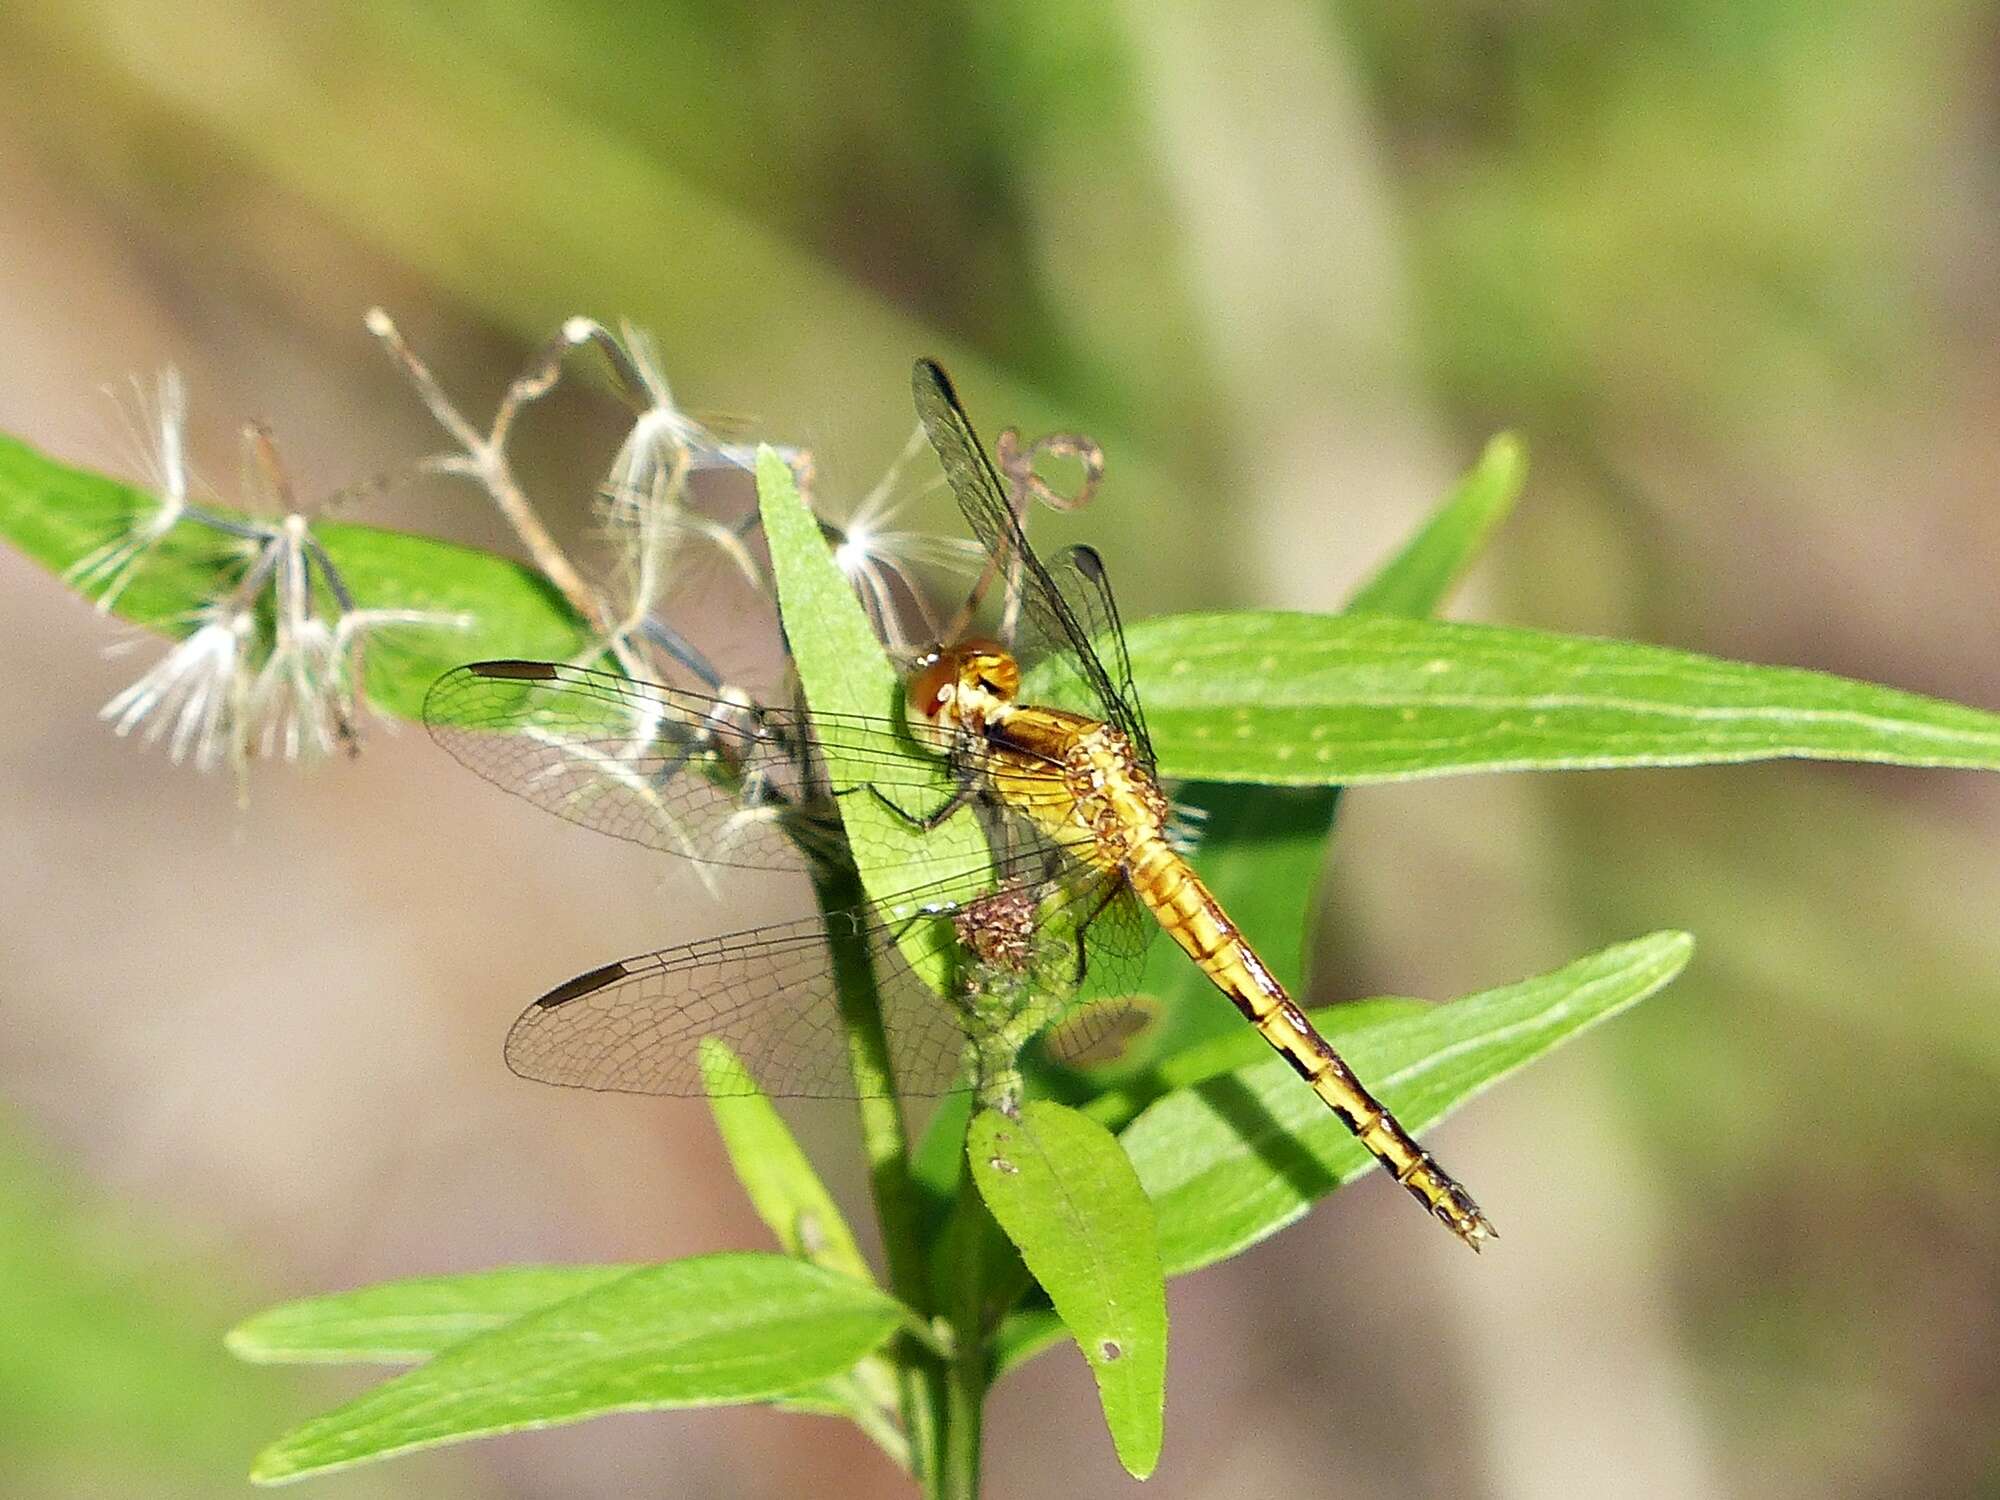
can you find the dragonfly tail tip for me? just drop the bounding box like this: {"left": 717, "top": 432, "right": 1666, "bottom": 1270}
{"left": 1459, "top": 1213, "right": 1498, "bottom": 1252}
{"left": 1438, "top": 1189, "right": 1498, "bottom": 1252}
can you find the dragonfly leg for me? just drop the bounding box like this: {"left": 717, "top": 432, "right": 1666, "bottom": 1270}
{"left": 854, "top": 780, "right": 979, "bottom": 831}
{"left": 1070, "top": 876, "right": 1126, "bottom": 984}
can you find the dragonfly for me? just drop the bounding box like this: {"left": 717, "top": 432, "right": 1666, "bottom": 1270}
{"left": 426, "top": 359, "right": 1495, "bottom": 1250}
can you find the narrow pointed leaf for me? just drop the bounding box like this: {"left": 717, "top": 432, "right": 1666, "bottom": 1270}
{"left": 969, "top": 1102, "right": 1167, "bottom": 1478}
{"left": 1344, "top": 433, "right": 1527, "bottom": 616}
{"left": 246, "top": 1253, "right": 907, "bottom": 1484}
{"left": 756, "top": 445, "right": 986, "bottom": 990}
{"left": 226, "top": 1266, "right": 635, "bottom": 1365}
{"left": 28, "top": 434, "right": 1995, "bottom": 799}
{"left": 1125, "top": 932, "right": 1692, "bottom": 1275}
{"left": 755, "top": 447, "right": 946, "bottom": 1336}
{"left": 913, "top": 1091, "right": 978, "bottom": 1200}
{"left": 699, "top": 1038, "right": 873, "bottom": 1284}
{"left": 1123, "top": 612, "right": 2000, "bottom": 785}
{"left": 231, "top": 1261, "right": 907, "bottom": 1466}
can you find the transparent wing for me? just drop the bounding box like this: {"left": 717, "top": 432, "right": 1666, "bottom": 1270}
{"left": 912, "top": 360, "right": 1152, "bottom": 761}
{"left": 427, "top": 659, "right": 1059, "bottom": 876}
{"left": 1041, "top": 542, "right": 1154, "bottom": 771}
{"left": 505, "top": 860, "right": 1158, "bottom": 1099}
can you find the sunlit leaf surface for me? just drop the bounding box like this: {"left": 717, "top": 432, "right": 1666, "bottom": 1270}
{"left": 969, "top": 1102, "right": 1166, "bottom": 1478}
{"left": 1125, "top": 932, "right": 1692, "bottom": 1275}
{"left": 245, "top": 1254, "right": 907, "bottom": 1483}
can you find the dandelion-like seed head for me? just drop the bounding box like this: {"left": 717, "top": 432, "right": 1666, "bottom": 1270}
{"left": 815, "top": 423, "right": 983, "bottom": 649}
{"left": 585, "top": 325, "right": 774, "bottom": 651}
{"left": 249, "top": 612, "right": 344, "bottom": 762}
{"left": 600, "top": 323, "right": 712, "bottom": 503}
{"left": 92, "top": 383, "right": 474, "bottom": 777}
{"left": 100, "top": 603, "right": 254, "bottom": 772}
{"left": 68, "top": 368, "right": 199, "bottom": 613}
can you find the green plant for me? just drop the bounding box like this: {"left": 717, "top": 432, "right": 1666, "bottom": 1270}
{"left": 9, "top": 335, "right": 2000, "bottom": 1495}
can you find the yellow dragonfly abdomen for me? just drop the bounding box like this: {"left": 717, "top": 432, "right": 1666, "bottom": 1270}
{"left": 1125, "top": 835, "right": 1494, "bottom": 1248}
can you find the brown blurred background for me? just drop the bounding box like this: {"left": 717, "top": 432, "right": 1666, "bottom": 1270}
{"left": 3, "top": 3, "right": 1999, "bottom": 1496}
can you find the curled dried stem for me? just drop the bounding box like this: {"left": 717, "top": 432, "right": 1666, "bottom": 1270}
{"left": 366, "top": 308, "right": 611, "bottom": 643}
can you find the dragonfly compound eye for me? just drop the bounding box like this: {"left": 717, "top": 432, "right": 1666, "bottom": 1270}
{"left": 906, "top": 649, "right": 957, "bottom": 723}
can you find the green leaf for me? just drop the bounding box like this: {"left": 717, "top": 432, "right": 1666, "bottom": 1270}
{"left": 699, "top": 1039, "right": 874, "bottom": 1285}
{"left": 231, "top": 1260, "right": 909, "bottom": 1469}
{"left": 1124, "top": 612, "right": 2000, "bottom": 785}
{"left": 912, "top": 1092, "right": 978, "bottom": 1202}
{"left": 0, "top": 431, "right": 587, "bottom": 722}
{"left": 753, "top": 448, "right": 940, "bottom": 1347}
{"left": 968, "top": 1102, "right": 1167, "bottom": 1479}
{"left": 246, "top": 1253, "right": 908, "bottom": 1484}
{"left": 226, "top": 1266, "right": 634, "bottom": 1365}
{"left": 1125, "top": 932, "right": 1692, "bottom": 1276}
{"left": 755, "top": 446, "right": 986, "bottom": 988}
{"left": 1344, "top": 433, "right": 1527, "bottom": 616}
{"left": 35, "top": 424, "right": 1985, "bottom": 801}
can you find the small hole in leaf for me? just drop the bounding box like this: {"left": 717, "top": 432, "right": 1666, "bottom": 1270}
{"left": 1100, "top": 1339, "right": 1123, "bottom": 1361}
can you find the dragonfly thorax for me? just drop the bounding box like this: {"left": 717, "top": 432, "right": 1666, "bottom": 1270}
{"left": 906, "top": 638, "right": 1020, "bottom": 741}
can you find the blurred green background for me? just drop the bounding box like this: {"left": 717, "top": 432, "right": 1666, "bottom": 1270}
{"left": 3, "top": 3, "right": 1998, "bottom": 1496}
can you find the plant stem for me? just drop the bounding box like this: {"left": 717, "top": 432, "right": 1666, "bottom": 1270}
{"left": 937, "top": 1160, "right": 996, "bottom": 1500}
{"left": 811, "top": 863, "right": 945, "bottom": 1487}
{"left": 365, "top": 309, "right": 607, "bottom": 635}
{"left": 940, "top": 1343, "right": 985, "bottom": 1500}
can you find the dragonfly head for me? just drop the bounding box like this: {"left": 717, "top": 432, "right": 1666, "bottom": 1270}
{"left": 907, "top": 638, "right": 1020, "bottom": 741}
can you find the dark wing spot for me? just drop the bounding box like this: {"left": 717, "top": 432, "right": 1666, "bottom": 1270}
{"left": 465, "top": 659, "right": 562, "bottom": 681}
{"left": 534, "top": 961, "right": 631, "bottom": 1009}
